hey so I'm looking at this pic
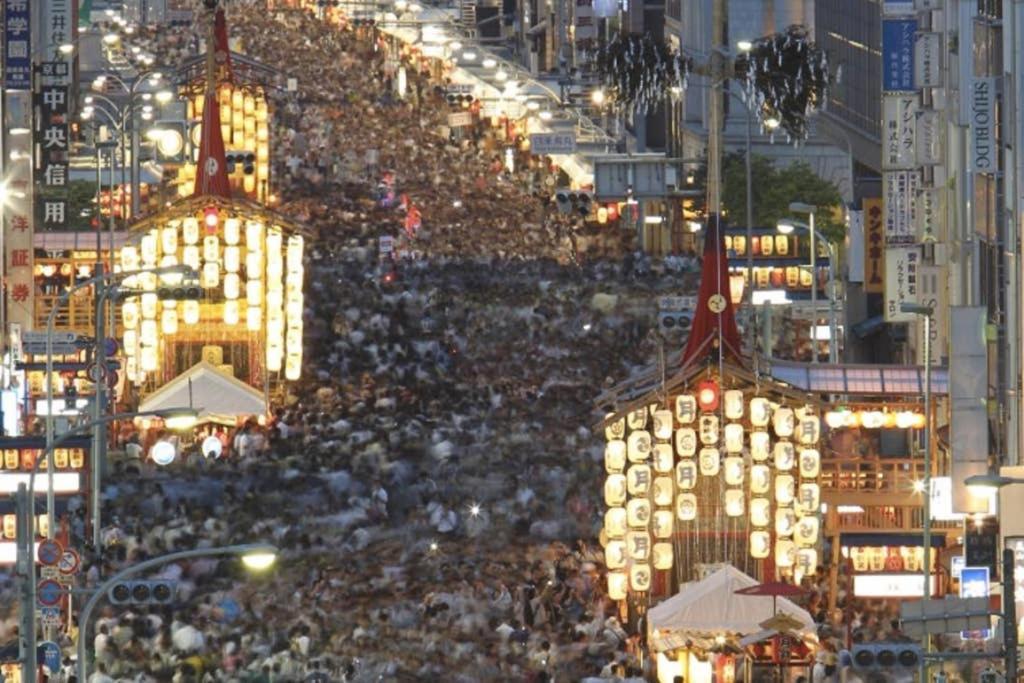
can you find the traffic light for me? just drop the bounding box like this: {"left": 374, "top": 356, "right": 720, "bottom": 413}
{"left": 109, "top": 580, "right": 176, "bottom": 605}
{"left": 225, "top": 151, "right": 255, "bottom": 175}
{"left": 851, "top": 644, "right": 921, "bottom": 673}
{"left": 351, "top": 18, "right": 376, "bottom": 27}
{"left": 553, "top": 190, "right": 594, "bottom": 217}
{"left": 445, "top": 93, "right": 475, "bottom": 108}
{"left": 158, "top": 282, "right": 202, "bottom": 301}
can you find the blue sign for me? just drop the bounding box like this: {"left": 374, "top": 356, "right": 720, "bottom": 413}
{"left": 3, "top": 0, "right": 31, "bottom": 90}
{"left": 37, "top": 579, "right": 63, "bottom": 607}
{"left": 882, "top": 19, "right": 917, "bottom": 92}
{"left": 960, "top": 566, "right": 990, "bottom": 639}
{"left": 38, "top": 641, "right": 61, "bottom": 673}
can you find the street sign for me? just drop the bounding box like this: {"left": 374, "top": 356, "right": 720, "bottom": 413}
{"left": 58, "top": 548, "right": 80, "bottom": 576}
{"left": 899, "top": 596, "right": 991, "bottom": 638}
{"left": 37, "top": 539, "right": 63, "bottom": 566}
{"left": 530, "top": 133, "right": 576, "bottom": 155}
{"left": 36, "top": 579, "right": 63, "bottom": 606}
{"left": 38, "top": 641, "right": 60, "bottom": 673}
{"left": 40, "top": 567, "right": 59, "bottom": 580}
{"left": 447, "top": 112, "right": 473, "bottom": 128}
{"left": 22, "top": 331, "right": 80, "bottom": 356}
{"left": 38, "top": 607, "right": 62, "bottom": 628}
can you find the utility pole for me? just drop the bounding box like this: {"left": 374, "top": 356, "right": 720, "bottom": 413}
{"left": 706, "top": 0, "right": 725, "bottom": 218}
{"left": 1004, "top": 548, "right": 1019, "bottom": 682}
{"left": 16, "top": 483, "right": 36, "bottom": 683}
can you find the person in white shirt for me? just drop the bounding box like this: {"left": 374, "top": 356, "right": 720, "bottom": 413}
{"left": 89, "top": 662, "right": 114, "bottom": 683}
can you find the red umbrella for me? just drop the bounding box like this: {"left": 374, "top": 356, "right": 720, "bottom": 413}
{"left": 734, "top": 581, "right": 809, "bottom": 615}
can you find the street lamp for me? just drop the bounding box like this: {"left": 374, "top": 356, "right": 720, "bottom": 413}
{"left": 778, "top": 207, "right": 838, "bottom": 364}
{"left": 966, "top": 473, "right": 1024, "bottom": 491}
{"left": 76, "top": 543, "right": 278, "bottom": 683}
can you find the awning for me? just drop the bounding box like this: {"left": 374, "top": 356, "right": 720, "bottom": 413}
{"left": 139, "top": 361, "right": 266, "bottom": 425}
{"left": 769, "top": 360, "right": 949, "bottom": 396}
{"left": 840, "top": 532, "right": 947, "bottom": 548}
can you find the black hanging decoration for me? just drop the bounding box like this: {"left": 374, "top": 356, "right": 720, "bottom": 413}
{"left": 594, "top": 34, "right": 692, "bottom": 113}
{"left": 733, "top": 25, "right": 832, "bottom": 140}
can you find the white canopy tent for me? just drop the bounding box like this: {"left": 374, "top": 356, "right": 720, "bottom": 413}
{"left": 647, "top": 565, "right": 816, "bottom": 653}
{"left": 139, "top": 361, "right": 266, "bottom": 425}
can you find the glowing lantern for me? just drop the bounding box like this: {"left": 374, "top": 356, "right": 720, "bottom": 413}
{"left": 724, "top": 423, "right": 744, "bottom": 453}
{"left": 697, "top": 379, "right": 720, "bottom": 412}
{"left": 775, "top": 507, "right": 796, "bottom": 536}
{"left": 183, "top": 300, "right": 200, "bottom": 325}
{"left": 725, "top": 490, "right": 744, "bottom": 517}
{"left": 287, "top": 235, "right": 303, "bottom": 270}
{"left": 161, "top": 309, "right": 178, "bottom": 335}
{"left": 246, "top": 279, "right": 262, "bottom": 304}
{"left": 675, "top": 395, "right": 697, "bottom": 424}
{"left": 750, "top": 465, "right": 771, "bottom": 494}
{"left": 652, "top": 444, "right": 674, "bottom": 473}
{"left": 203, "top": 235, "right": 220, "bottom": 262}
{"left": 653, "top": 543, "right": 673, "bottom": 570}
{"left": 183, "top": 246, "right": 201, "bottom": 270}
{"left": 750, "top": 431, "right": 770, "bottom": 461}
{"left": 773, "top": 408, "right": 795, "bottom": 437}
{"left": 724, "top": 456, "right": 744, "bottom": 486}
{"left": 627, "top": 408, "right": 647, "bottom": 430}
{"left": 604, "top": 507, "right": 627, "bottom": 537}
{"left": 604, "top": 475, "right": 627, "bottom": 506}
{"left": 140, "top": 233, "right": 158, "bottom": 266}
{"left": 605, "top": 541, "right": 627, "bottom": 569}
{"left": 204, "top": 206, "right": 219, "bottom": 231}
{"left": 652, "top": 409, "right": 673, "bottom": 440}
{"left": 910, "top": 413, "right": 927, "bottom": 429}
{"left": 626, "top": 530, "right": 651, "bottom": 561}
{"left": 604, "top": 416, "right": 626, "bottom": 440}
{"left": 123, "top": 329, "right": 138, "bottom": 353}
{"left": 627, "top": 431, "right": 652, "bottom": 462}
{"left": 797, "top": 483, "right": 821, "bottom": 515}
{"left": 627, "top": 464, "right": 652, "bottom": 496}
{"left": 224, "top": 300, "right": 240, "bottom": 325}
{"left": 698, "top": 448, "right": 720, "bottom": 476}
{"left": 652, "top": 477, "right": 674, "bottom": 507}
{"left": 675, "top": 461, "right": 697, "bottom": 490}
{"left": 796, "top": 409, "right": 820, "bottom": 444}
{"left": 140, "top": 319, "right": 158, "bottom": 345}
{"left": 202, "top": 262, "right": 220, "bottom": 289}
{"left": 605, "top": 440, "right": 627, "bottom": 473}
{"left": 247, "top": 306, "right": 262, "bottom": 332}
{"left": 140, "top": 346, "right": 158, "bottom": 372}
{"left": 122, "top": 301, "right": 140, "bottom": 329}
{"left": 825, "top": 410, "right": 850, "bottom": 430}
{"left": 224, "top": 246, "right": 241, "bottom": 273}
{"left": 246, "top": 220, "right": 264, "bottom": 246}
{"left": 626, "top": 498, "right": 651, "bottom": 527}
{"left": 799, "top": 449, "right": 821, "bottom": 479}
{"left": 775, "top": 474, "right": 795, "bottom": 505}
{"left": 652, "top": 509, "right": 673, "bottom": 538}
{"left": 750, "top": 498, "right": 770, "bottom": 527}
{"left": 629, "top": 564, "right": 651, "bottom": 592}
{"left": 699, "top": 415, "right": 719, "bottom": 445}
{"left": 750, "top": 531, "right": 771, "bottom": 558}
{"left": 796, "top": 516, "right": 820, "bottom": 547}
{"left": 774, "top": 442, "right": 795, "bottom": 470}
{"left": 724, "top": 390, "right": 744, "bottom": 419}
{"left": 224, "top": 217, "right": 241, "bottom": 245}
{"left": 859, "top": 411, "right": 885, "bottom": 429}
{"left": 676, "top": 493, "right": 697, "bottom": 521}
{"left": 121, "top": 245, "right": 139, "bottom": 271}
{"left": 607, "top": 572, "right": 628, "bottom": 600}
{"left": 161, "top": 225, "right": 178, "bottom": 254}
{"left": 183, "top": 217, "right": 200, "bottom": 244}
{"left": 597, "top": 207, "right": 608, "bottom": 224}
{"left": 750, "top": 398, "right": 771, "bottom": 426}
{"left": 675, "top": 428, "right": 697, "bottom": 457}
{"left": 224, "top": 273, "right": 240, "bottom": 300}
{"left": 775, "top": 540, "right": 796, "bottom": 568}
{"left": 796, "top": 548, "right": 818, "bottom": 575}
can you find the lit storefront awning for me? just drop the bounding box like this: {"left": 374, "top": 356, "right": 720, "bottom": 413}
{"left": 840, "top": 532, "right": 947, "bottom": 548}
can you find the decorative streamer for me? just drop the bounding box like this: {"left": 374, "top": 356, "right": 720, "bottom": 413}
{"left": 593, "top": 34, "right": 692, "bottom": 113}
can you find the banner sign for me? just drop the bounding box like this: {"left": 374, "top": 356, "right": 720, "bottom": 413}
{"left": 884, "top": 245, "right": 920, "bottom": 322}
{"left": 883, "top": 95, "right": 917, "bottom": 169}
{"left": 44, "top": 0, "right": 74, "bottom": 83}
{"left": 882, "top": 19, "right": 917, "bottom": 92}
{"left": 5, "top": 92, "right": 35, "bottom": 329}
{"left": 883, "top": 170, "right": 920, "bottom": 245}
{"left": 575, "top": 0, "right": 596, "bottom": 41}
{"left": 915, "top": 109, "right": 942, "bottom": 166}
{"left": 530, "top": 133, "right": 577, "bottom": 155}
{"left": 4, "top": 0, "right": 31, "bottom": 90}
{"left": 882, "top": 0, "right": 915, "bottom": 14}
{"left": 971, "top": 77, "right": 996, "bottom": 173}
{"left": 863, "top": 199, "right": 885, "bottom": 294}
{"left": 914, "top": 32, "right": 942, "bottom": 87}
{"left": 917, "top": 264, "right": 946, "bottom": 365}
{"left": 34, "top": 85, "right": 71, "bottom": 196}
{"left": 915, "top": 185, "right": 942, "bottom": 243}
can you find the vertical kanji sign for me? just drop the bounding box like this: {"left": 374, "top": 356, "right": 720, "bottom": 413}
{"left": 34, "top": 81, "right": 71, "bottom": 231}
{"left": 5, "top": 92, "right": 35, "bottom": 330}
{"left": 3, "top": 0, "right": 31, "bottom": 90}
{"left": 863, "top": 198, "right": 885, "bottom": 295}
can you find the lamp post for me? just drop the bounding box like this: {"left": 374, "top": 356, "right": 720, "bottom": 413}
{"left": 777, "top": 216, "right": 838, "bottom": 363}
{"left": 16, "top": 407, "right": 198, "bottom": 683}
{"left": 77, "top": 543, "right": 279, "bottom": 683}
{"left": 902, "top": 301, "right": 933, "bottom": 683}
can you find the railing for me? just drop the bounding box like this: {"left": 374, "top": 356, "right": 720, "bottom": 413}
{"left": 820, "top": 456, "right": 929, "bottom": 495}
{"left": 34, "top": 293, "right": 121, "bottom": 335}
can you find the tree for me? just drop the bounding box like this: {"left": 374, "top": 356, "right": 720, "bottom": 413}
{"left": 65, "top": 180, "right": 99, "bottom": 232}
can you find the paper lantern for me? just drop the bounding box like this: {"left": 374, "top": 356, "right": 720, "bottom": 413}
{"left": 750, "top": 498, "right": 770, "bottom": 527}
{"left": 604, "top": 475, "right": 627, "bottom": 506}
{"left": 245, "top": 220, "right": 264, "bottom": 246}
{"left": 202, "top": 436, "right": 223, "bottom": 459}
{"left": 697, "top": 379, "right": 720, "bottom": 412}
{"left": 246, "top": 279, "right": 262, "bottom": 305}
{"left": 627, "top": 464, "right": 652, "bottom": 496}
{"left": 161, "top": 225, "right": 178, "bottom": 254}
{"left": 224, "top": 300, "right": 240, "bottom": 325}
{"left": 627, "top": 431, "right": 652, "bottom": 462}
{"left": 725, "top": 489, "right": 744, "bottom": 517}
{"left": 4, "top": 449, "right": 17, "bottom": 469}
{"left": 140, "top": 319, "right": 158, "bottom": 345}
{"left": 775, "top": 474, "right": 795, "bottom": 505}
{"left": 203, "top": 235, "right": 220, "bottom": 262}
{"left": 224, "top": 273, "right": 241, "bottom": 300}
{"left": 604, "top": 416, "right": 626, "bottom": 440}
{"left": 653, "top": 477, "right": 674, "bottom": 507}
{"left": 796, "top": 548, "right": 818, "bottom": 575}
{"left": 724, "top": 423, "right": 744, "bottom": 453}
{"left": 151, "top": 440, "right": 176, "bottom": 466}
{"left": 123, "top": 329, "right": 138, "bottom": 354}
{"left": 799, "top": 449, "right": 821, "bottom": 479}
{"left": 121, "top": 245, "right": 140, "bottom": 271}
{"left": 797, "top": 483, "right": 821, "bottom": 515}
{"left": 750, "top": 431, "right": 770, "bottom": 461}
{"left": 626, "top": 498, "right": 651, "bottom": 527}
{"left": 2, "top": 514, "right": 14, "bottom": 538}
{"left": 675, "top": 461, "right": 697, "bottom": 490}
{"left": 724, "top": 456, "right": 744, "bottom": 486}
{"left": 859, "top": 411, "right": 886, "bottom": 429}
{"left": 247, "top": 307, "right": 262, "bottom": 332}
{"left": 605, "top": 541, "right": 627, "bottom": 569}
{"left": 604, "top": 507, "right": 627, "bottom": 538}
{"left": 675, "top": 395, "right": 697, "bottom": 424}
{"left": 183, "top": 300, "right": 200, "bottom": 325}
{"left": 775, "top": 540, "right": 796, "bottom": 568}
{"left": 627, "top": 407, "right": 647, "bottom": 430}
{"left": 796, "top": 516, "right": 820, "bottom": 547}
{"left": 676, "top": 493, "right": 697, "bottom": 521}
{"left": 54, "top": 449, "right": 68, "bottom": 469}
{"left": 652, "top": 444, "right": 674, "bottom": 473}
{"left": 122, "top": 301, "right": 140, "bottom": 329}
{"left": 287, "top": 235, "right": 304, "bottom": 270}
{"left": 626, "top": 530, "right": 651, "bottom": 561}
{"left": 750, "top": 398, "right": 771, "bottom": 427}
{"left": 224, "top": 246, "right": 241, "bottom": 273}
{"left": 773, "top": 407, "right": 795, "bottom": 437}
{"left": 161, "top": 309, "right": 178, "bottom": 335}
{"left": 653, "top": 543, "right": 673, "bottom": 570}
{"left": 183, "top": 217, "right": 200, "bottom": 244}
{"left": 796, "top": 408, "right": 820, "bottom": 444}
{"left": 140, "top": 232, "right": 158, "bottom": 265}
{"left": 675, "top": 428, "right": 697, "bottom": 457}
{"left": 630, "top": 564, "right": 651, "bottom": 592}
{"left": 699, "top": 448, "right": 720, "bottom": 476}
{"left": 182, "top": 245, "right": 201, "bottom": 271}
{"left": 224, "top": 217, "right": 241, "bottom": 245}
{"left": 139, "top": 271, "right": 157, "bottom": 292}
{"left": 652, "top": 510, "right": 674, "bottom": 538}
{"left": 750, "top": 465, "right": 771, "bottom": 495}
{"left": 202, "top": 262, "right": 220, "bottom": 289}
{"left": 774, "top": 442, "right": 795, "bottom": 471}
{"left": 824, "top": 410, "right": 849, "bottom": 429}
{"left": 699, "top": 415, "right": 719, "bottom": 445}
{"left": 724, "top": 389, "right": 744, "bottom": 420}
{"left": 775, "top": 507, "right": 796, "bottom": 536}
{"left": 605, "top": 440, "right": 627, "bottom": 473}
{"left": 607, "top": 572, "right": 628, "bottom": 600}
{"left": 652, "top": 409, "right": 673, "bottom": 440}
{"left": 751, "top": 531, "right": 771, "bottom": 558}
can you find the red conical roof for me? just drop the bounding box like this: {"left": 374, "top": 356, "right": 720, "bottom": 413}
{"left": 192, "top": 7, "right": 233, "bottom": 199}
{"left": 680, "top": 215, "right": 742, "bottom": 366}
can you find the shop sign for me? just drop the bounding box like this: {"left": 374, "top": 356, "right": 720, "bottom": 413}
{"left": 915, "top": 109, "right": 942, "bottom": 166}
{"left": 853, "top": 574, "right": 936, "bottom": 597}
{"left": 971, "top": 77, "right": 996, "bottom": 173}
{"left": 883, "top": 95, "right": 916, "bottom": 169}
{"left": 530, "top": 133, "right": 577, "bottom": 155}
{"left": 884, "top": 245, "right": 920, "bottom": 322}
{"left": 3, "top": 0, "right": 31, "bottom": 90}
{"left": 914, "top": 32, "right": 942, "bottom": 87}
{"left": 883, "top": 170, "right": 919, "bottom": 245}
{"left": 863, "top": 199, "right": 885, "bottom": 294}
{"left": 882, "top": 19, "right": 917, "bottom": 92}
{"left": 915, "top": 184, "right": 941, "bottom": 243}
{"left": 917, "top": 265, "right": 946, "bottom": 365}
{"left": 447, "top": 111, "right": 473, "bottom": 128}
{"left": 882, "top": 0, "right": 914, "bottom": 14}
{"left": 959, "top": 566, "right": 990, "bottom": 639}
{"left": 965, "top": 516, "right": 999, "bottom": 576}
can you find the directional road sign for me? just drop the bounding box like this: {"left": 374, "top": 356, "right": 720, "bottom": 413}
{"left": 37, "top": 539, "right": 63, "bottom": 566}
{"left": 22, "top": 331, "right": 80, "bottom": 356}
{"left": 899, "top": 596, "right": 991, "bottom": 638}
{"left": 36, "top": 579, "right": 63, "bottom": 607}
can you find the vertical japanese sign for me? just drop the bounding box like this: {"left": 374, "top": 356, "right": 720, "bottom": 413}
{"left": 883, "top": 95, "right": 917, "bottom": 169}
{"left": 4, "top": 0, "right": 31, "bottom": 90}
{"left": 883, "top": 170, "right": 920, "bottom": 244}
{"left": 917, "top": 265, "right": 946, "bottom": 365}
{"left": 863, "top": 199, "right": 885, "bottom": 294}
{"left": 914, "top": 32, "right": 942, "bottom": 87}
{"left": 34, "top": 82, "right": 71, "bottom": 235}
{"left": 884, "top": 245, "right": 920, "bottom": 322}
{"left": 5, "top": 93, "right": 35, "bottom": 330}
{"left": 882, "top": 19, "right": 917, "bottom": 92}
{"left": 574, "top": 0, "right": 596, "bottom": 41}
{"left": 44, "top": 0, "right": 74, "bottom": 83}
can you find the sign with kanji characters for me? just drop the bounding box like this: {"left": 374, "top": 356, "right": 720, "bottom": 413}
{"left": 34, "top": 85, "right": 71, "bottom": 191}
{"left": 883, "top": 169, "right": 919, "bottom": 245}
{"left": 575, "top": 0, "right": 596, "bottom": 41}
{"left": 882, "top": 0, "right": 914, "bottom": 14}
{"left": 915, "top": 32, "right": 942, "bottom": 88}
{"left": 883, "top": 95, "right": 916, "bottom": 169}
{"left": 3, "top": 0, "right": 31, "bottom": 89}
{"left": 884, "top": 245, "right": 920, "bottom": 323}
{"left": 36, "top": 198, "right": 68, "bottom": 231}
{"left": 882, "top": 19, "right": 916, "bottom": 92}
{"left": 915, "top": 185, "right": 942, "bottom": 243}
{"left": 917, "top": 265, "right": 946, "bottom": 366}
{"left": 4, "top": 91, "right": 35, "bottom": 330}
{"left": 43, "top": 0, "right": 73, "bottom": 83}
{"left": 447, "top": 111, "right": 473, "bottom": 128}
{"left": 530, "top": 133, "right": 577, "bottom": 155}
{"left": 915, "top": 109, "right": 942, "bottom": 166}
{"left": 863, "top": 198, "right": 885, "bottom": 294}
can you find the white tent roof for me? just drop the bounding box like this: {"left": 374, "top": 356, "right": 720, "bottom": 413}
{"left": 140, "top": 361, "right": 266, "bottom": 424}
{"left": 647, "top": 565, "right": 816, "bottom": 652}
